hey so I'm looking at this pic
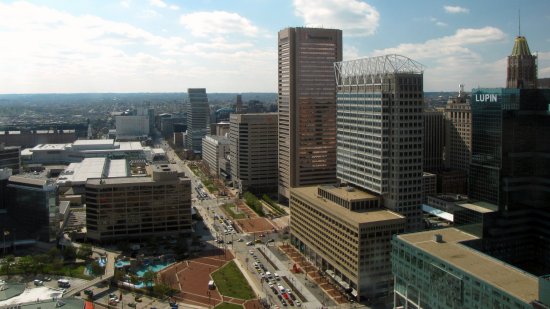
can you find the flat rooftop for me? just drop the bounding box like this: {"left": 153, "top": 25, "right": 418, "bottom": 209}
{"left": 319, "top": 185, "right": 378, "bottom": 201}
{"left": 429, "top": 194, "right": 468, "bottom": 203}
{"left": 72, "top": 139, "right": 114, "bottom": 146}
{"left": 32, "top": 143, "right": 69, "bottom": 151}
{"left": 397, "top": 228, "right": 538, "bottom": 304}
{"left": 292, "top": 186, "right": 404, "bottom": 225}
{"left": 457, "top": 201, "right": 498, "bottom": 213}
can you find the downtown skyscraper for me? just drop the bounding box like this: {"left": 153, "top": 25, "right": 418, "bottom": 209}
{"left": 277, "top": 27, "right": 342, "bottom": 201}
{"left": 186, "top": 88, "right": 210, "bottom": 153}
{"left": 334, "top": 54, "right": 425, "bottom": 231}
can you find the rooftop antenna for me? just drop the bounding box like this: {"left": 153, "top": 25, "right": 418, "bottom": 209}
{"left": 518, "top": 8, "right": 521, "bottom": 36}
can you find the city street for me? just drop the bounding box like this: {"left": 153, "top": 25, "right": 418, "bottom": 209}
{"left": 152, "top": 137, "right": 338, "bottom": 308}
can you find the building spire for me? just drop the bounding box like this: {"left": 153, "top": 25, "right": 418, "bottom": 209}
{"left": 518, "top": 8, "right": 521, "bottom": 36}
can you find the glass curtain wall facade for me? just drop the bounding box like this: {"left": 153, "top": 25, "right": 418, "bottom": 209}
{"left": 7, "top": 179, "right": 58, "bottom": 242}
{"left": 469, "top": 88, "right": 550, "bottom": 275}
{"left": 277, "top": 27, "right": 342, "bottom": 201}
{"left": 469, "top": 88, "right": 519, "bottom": 205}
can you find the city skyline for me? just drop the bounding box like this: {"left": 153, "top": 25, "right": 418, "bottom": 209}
{"left": 0, "top": 0, "right": 549, "bottom": 94}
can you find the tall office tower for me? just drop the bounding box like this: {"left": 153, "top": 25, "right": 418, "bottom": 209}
{"left": 0, "top": 144, "right": 20, "bottom": 174}
{"left": 423, "top": 108, "right": 445, "bottom": 172}
{"left": 469, "top": 87, "right": 550, "bottom": 274}
{"left": 444, "top": 84, "right": 471, "bottom": 174}
{"left": 277, "top": 27, "right": 342, "bottom": 201}
{"left": 506, "top": 35, "right": 537, "bottom": 89}
{"left": 335, "top": 54, "right": 424, "bottom": 231}
{"left": 85, "top": 164, "right": 192, "bottom": 242}
{"left": 186, "top": 88, "right": 210, "bottom": 153}
{"left": 230, "top": 113, "right": 278, "bottom": 194}
{"left": 235, "top": 94, "right": 245, "bottom": 114}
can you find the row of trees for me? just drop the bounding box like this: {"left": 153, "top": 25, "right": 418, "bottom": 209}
{"left": 262, "top": 194, "right": 285, "bottom": 215}
{"left": 243, "top": 192, "right": 265, "bottom": 217}
{"left": 0, "top": 244, "right": 96, "bottom": 277}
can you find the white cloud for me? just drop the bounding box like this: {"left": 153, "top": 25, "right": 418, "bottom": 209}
{"left": 149, "top": 0, "right": 167, "bottom": 8}
{"left": 293, "top": 0, "right": 379, "bottom": 36}
{"left": 430, "top": 17, "right": 447, "bottom": 27}
{"left": 343, "top": 45, "right": 360, "bottom": 61}
{"left": 373, "top": 27, "right": 505, "bottom": 60}
{"left": 180, "top": 11, "right": 259, "bottom": 37}
{"left": 444, "top": 5, "right": 469, "bottom": 14}
{"left": 372, "top": 27, "right": 507, "bottom": 90}
{"left": 0, "top": 2, "right": 275, "bottom": 93}
{"left": 149, "top": 0, "right": 178, "bottom": 10}
{"left": 139, "top": 9, "right": 161, "bottom": 19}
{"left": 120, "top": 0, "right": 131, "bottom": 8}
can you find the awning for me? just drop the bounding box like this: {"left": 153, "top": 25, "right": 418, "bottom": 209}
{"left": 422, "top": 204, "right": 454, "bottom": 222}
{"left": 351, "top": 289, "right": 358, "bottom": 297}
{"left": 326, "top": 270, "right": 335, "bottom": 278}
{"left": 338, "top": 280, "right": 350, "bottom": 290}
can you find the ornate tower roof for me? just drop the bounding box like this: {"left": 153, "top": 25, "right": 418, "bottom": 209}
{"left": 507, "top": 35, "right": 537, "bottom": 89}
{"left": 511, "top": 36, "right": 532, "bottom": 56}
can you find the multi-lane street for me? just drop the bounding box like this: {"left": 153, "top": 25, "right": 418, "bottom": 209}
{"left": 152, "top": 136, "right": 333, "bottom": 308}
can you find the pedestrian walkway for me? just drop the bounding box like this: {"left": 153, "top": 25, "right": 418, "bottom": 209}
{"left": 63, "top": 248, "right": 118, "bottom": 298}
{"left": 279, "top": 244, "right": 349, "bottom": 305}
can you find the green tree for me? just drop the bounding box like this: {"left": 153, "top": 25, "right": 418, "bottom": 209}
{"left": 153, "top": 283, "right": 176, "bottom": 299}
{"left": 142, "top": 269, "right": 156, "bottom": 289}
{"left": 62, "top": 244, "right": 77, "bottom": 261}
{"left": 90, "top": 260, "right": 104, "bottom": 276}
{"left": 113, "top": 269, "right": 125, "bottom": 282}
{"left": 51, "top": 258, "right": 64, "bottom": 274}
{"left": 33, "top": 254, "right": 50, "bottom": 273}
{"left": 47, "top": 247, "right": 61, "bottom": 263}
{"left": 77, "top": 243, "right": 93, "bottom": 260}
{"left": 0, "top": 255, "right": 15, "bottom": 276}
{"left": 16, "top": 255, "right": 34, "bottom": 275}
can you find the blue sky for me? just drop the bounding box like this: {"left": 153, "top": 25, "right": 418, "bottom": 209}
{"left": 0, "top": 0, "right": 549, "bottom": 93}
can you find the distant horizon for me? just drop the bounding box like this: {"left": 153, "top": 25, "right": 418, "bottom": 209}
{"left": 1, "top": 1, "right": 549, "bottom": 93}
{"left": 0, "top": 90, "right": 465, "bottom": 96}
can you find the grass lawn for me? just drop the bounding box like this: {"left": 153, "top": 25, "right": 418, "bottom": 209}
{"left": 215, "top": 303, "right": 243, "bottom": 309}
{"left": 221, "top": 203, "right": 246, "bottom": 219}
{"left": 212, "top": 261, "right": 255, "bottom": 300}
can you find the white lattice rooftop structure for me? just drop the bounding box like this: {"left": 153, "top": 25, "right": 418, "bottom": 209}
{"left": 334, "top": 54, "right": 424, "bottom": 86}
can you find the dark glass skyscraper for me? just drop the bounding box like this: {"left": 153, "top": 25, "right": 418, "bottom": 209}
{"left": 469, "top": 87, "right": 550, "bottom": 274}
